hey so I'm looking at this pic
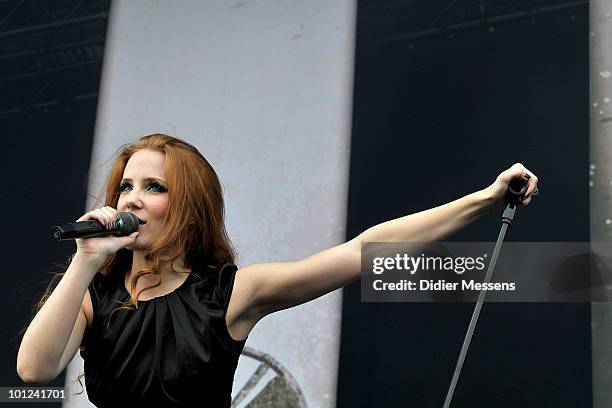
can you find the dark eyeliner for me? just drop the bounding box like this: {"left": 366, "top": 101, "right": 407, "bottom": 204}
{"left": 150, "top": 182, "right": 167, "bottom": 192}
{"left": 119, "top": 182, "right": 167, "bottom": 192}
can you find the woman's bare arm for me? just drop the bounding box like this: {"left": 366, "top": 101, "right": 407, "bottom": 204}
{"left": 228, "top": 163, "right": 539, "bottom": 326}
{"left": 17, "top": 253, "right": 102, "bottom": 384}
{"left": 232, "top": 188, "right": 493, "bottom": 321}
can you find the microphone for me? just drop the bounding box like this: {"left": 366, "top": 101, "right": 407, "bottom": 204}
{"left": 506, "top": 176, "right": 529, "bottom": 205}
{"left": 51, "top": 212, "right": 147, "bottom": 241}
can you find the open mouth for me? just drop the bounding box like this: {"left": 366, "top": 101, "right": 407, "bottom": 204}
{"left": 137, "top": 217, "right": 147, "bottom": 225}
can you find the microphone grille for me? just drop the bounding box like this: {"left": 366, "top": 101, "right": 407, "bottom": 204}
{"left": 118, "top": 212, "right": 139, "bottom": 234}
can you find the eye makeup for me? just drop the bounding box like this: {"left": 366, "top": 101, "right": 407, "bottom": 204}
{"left": 119, "top": 181, "right": 167, "bottom": 193}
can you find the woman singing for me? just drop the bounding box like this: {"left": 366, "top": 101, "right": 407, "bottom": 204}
{"left": 16, "top": 133, "right": 538, "bottom": 406}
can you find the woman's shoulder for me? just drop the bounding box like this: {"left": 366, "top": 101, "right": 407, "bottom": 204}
{"left": 185, "top": 261, "right": 247, "bottom": 346}
{"left": 86, "top": 269, "right": 127, "bottom": 310}
{"left": 190, "top": 261, "right": 236, "bottom": 283}
{"left": 90, "top": 269, "right": 120, "bottom": 290}
{"left": 187, "top": 262, "right": 239, "bottom": 308}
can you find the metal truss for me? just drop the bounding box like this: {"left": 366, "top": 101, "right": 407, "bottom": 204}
{"left": 358, "top": 0, "right": 588, "bottom": 46}
{"left": 0, "top": 0, "right": 110, "bottom": 120}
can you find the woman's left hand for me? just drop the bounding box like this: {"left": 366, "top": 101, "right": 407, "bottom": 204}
{"left": 483, "top": 163, "right": 539, "bottom": 212}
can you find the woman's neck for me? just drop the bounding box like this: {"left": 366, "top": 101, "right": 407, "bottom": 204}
{"left": 128, "top": 251, "right": 191, "bottom": 283}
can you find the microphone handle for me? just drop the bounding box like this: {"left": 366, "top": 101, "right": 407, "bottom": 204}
{"left": 506, "top": 177, "right": 529, "bottom": 205}
{"left": 52, "top": 220, "right": 129, "bottom": 241}
{"left": 52, "top": 211, "right": 141, "bottom": 241}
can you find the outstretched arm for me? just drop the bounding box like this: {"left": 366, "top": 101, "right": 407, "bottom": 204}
{"left": 231, "top": 163, "right": 539, "bottom": 324}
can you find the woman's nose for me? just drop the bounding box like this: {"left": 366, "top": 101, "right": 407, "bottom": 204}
{"left": 125, "top": 197, "right": 142, "bottom": 210}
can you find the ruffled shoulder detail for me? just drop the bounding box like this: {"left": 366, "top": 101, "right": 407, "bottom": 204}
{"left": 179, "top": 262, "right": 247, "bottom": 350}
{"left": 214, "top": 262, "right": 239, "bottom": 314}
{"left": 186, "top": 263, "right": 238, "bottom": 311}
{"left": 87, "top": 271, "right": 118, "bottom": 313}
{"left": 81, "top": 271, "right": 120, "bottom": 357}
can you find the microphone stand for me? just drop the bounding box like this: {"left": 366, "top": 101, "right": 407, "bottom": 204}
{"left": 442, "top": 179, "right": 528, "bottom": 408}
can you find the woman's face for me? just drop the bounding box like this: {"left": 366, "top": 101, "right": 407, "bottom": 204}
{"left": 117, "top": 149, "right": 169, "bottom": 251}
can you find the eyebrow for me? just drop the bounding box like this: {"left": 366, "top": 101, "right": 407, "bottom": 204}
{"left": 120, "top": 177, "right": 166, "bottom": 183}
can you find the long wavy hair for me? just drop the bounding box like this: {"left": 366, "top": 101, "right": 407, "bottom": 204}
{"left": 21, "top": 133, "right": 237, "bottom": 394}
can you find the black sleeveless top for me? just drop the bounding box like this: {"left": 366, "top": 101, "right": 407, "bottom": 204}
{"left": 79, "top": 262, "right": 247, "bottom": 407}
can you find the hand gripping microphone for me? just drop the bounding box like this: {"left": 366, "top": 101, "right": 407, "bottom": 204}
{"left": 51, "top": 212, "right": 147, "bottom": 241}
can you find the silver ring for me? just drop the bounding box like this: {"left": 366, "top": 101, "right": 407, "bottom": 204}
{"left": 532, "top": 187, "right": 539, "bottom": 196}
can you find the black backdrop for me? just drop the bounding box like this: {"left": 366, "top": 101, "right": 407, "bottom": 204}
{"left": 3, "top": 2, "right": 108, "bottom": 405}
{"left": 337, "top": 3, "right": 589, "bottom": 408}
{"left": 4, "top": 101, "right": 99, "bottom": 407}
